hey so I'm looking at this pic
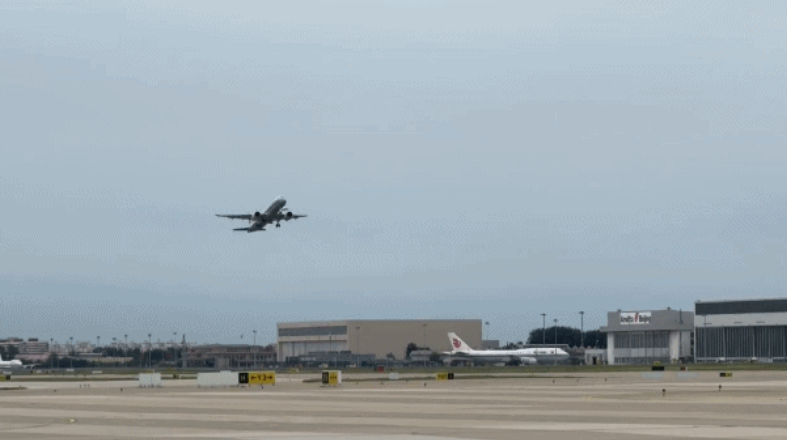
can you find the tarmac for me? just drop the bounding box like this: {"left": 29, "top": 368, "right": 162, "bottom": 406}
{"left": 1, "top": 370, "right": 787, "bottom": 439}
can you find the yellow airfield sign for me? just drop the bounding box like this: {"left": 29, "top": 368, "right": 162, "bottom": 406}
{"left": 249, "top": 371, "right": 276, "bottom": 385}
{"left": 322, "top": 370, "right": 341, "bottom": 386}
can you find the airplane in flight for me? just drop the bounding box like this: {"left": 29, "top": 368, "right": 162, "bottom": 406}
{"left": 216, "top": 196, "right": 307, "bottom": 233}
{"left": 444, "top": 332, "right": 571, "bottom": 365}
{"left": 0, "top": 354, "right": 23, "bottom": 369}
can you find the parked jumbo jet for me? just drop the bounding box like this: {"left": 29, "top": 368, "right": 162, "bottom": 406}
{"left": 216, "top": 196, "right": 307, "bottom": 233}
{"left": 445, "top": 332, "right": 570, "bottom": 365}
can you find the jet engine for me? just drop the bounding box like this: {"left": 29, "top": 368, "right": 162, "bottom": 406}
{"left": 519, "top": 357, "right": 538, "bottom": 365}
{"left": 286, "top": 211, "right": 293, "bottom": 218}
{"left": 254, "top": 212, "right": 261, "bottom": 217}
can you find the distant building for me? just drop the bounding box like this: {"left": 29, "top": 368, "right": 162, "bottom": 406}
{"left": 285, "top": 351, "right": 376, "bottom": 368}
{"left": 0, "top": 338, "right": 52, "bottom": 364}
{"left": 277, "top": 319, "right": 482, "bottom": 363}
{"left": 583, "top": 348, "right": 607, "bottom": 365}
{"left": 186, "top": 344, "right": 276, "bottom": 369}
{"left": 20, "top": 338, "right": 49, "bottom": 354}
{"left": 0, "top": 337, "right": 50, "bottom": 354}
{"left": 695, "top": 298, "right": 787, "bottom": 362}
{"left": 408, "top": 348, "right": 433, "bottom": 362}
{"left": 482, "top": 340, "right": 500, "bottom": 349}
{"left": 600, "top": 309, "right": 694, "bottom": 365}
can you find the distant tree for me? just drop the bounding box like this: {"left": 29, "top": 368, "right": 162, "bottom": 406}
{"left": 150, "top": 349, "right": 166, "bottom": 363}
{"left": 101, "top": 346, "right": 126, "bottom": 358}
{"left": 583, "top": 330, "right": 607, "bottom": 348}
{"left": 57, "top": 357, "right": 89, "bottom": 368}
{"left": 527, "top": 327, "right": 607, "bottom": 348}
{"left": 386, "top": 352, "right": 396, "bottom": 361}
{"left": 127, "top": 347, "right": 142, "bottom": 365}
{"left": 527, "top": 327, "right": 580, "bottom": 347}
{"left": 1, "top": 345, "right": 19, "bottom": 360}
{"left": 405, "top": 342, "right": 418, "bottom": 359}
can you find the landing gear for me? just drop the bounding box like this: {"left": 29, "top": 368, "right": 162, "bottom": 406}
{"left": 276, "top": 223, "right": 281, "bottom": 228}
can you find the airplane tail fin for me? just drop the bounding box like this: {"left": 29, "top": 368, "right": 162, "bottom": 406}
{"left": 448, "top": 332, "right": 473, "bottom": 353}
{"left": 0, "top": 353, "right": 2, "bottom": 361}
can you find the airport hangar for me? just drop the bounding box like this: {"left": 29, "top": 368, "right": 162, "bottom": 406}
{"left": 600, "top": 308, "right": 694, "bottom": 365}
{"left": 695, "top": 297, "right": 787, "bottom": 362}
{"left": 277, "top": 319, "right": 482, "bottom": 363}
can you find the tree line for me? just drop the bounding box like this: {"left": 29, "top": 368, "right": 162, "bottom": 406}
{"left": 500, "top": 326, "right": 606, "bottom": 349}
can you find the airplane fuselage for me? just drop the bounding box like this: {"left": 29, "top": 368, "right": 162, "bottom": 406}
{"left": 446, "top": 347, "right": 570, "bottom": 365}
{"left": 249, "top": 197, "right": 287, "bottom": 231}
{"left": 0, "top": 361, "right": 23, "bottom": 369}
{"left": 445, "top": 333, "right": 569, "bottom": 365}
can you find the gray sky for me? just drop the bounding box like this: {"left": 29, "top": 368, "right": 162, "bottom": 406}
{"left": 1, "top": 0, "right": 786, "bottom": 346}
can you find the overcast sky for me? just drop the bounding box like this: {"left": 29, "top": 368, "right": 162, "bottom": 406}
{"left": 1, "top": 0, "right": 786, "bottom": 346}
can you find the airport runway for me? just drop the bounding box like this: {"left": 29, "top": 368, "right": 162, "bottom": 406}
{"left": 1, "top": 371, "right": 787, "bottom": 439}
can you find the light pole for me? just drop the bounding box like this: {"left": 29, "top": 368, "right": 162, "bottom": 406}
{"left": 355, "top": 326, "right": 361, "bottom": 367}
{"left": 112, "top": 337, "right": 117, "bottom": 369}
{"left": 553, "top": 319, "right": 559, "bottom": 366}
{"left": 69, "top": 336, "right": 74, "bottom": 369}
{"left": 97, "top": 336, "right": 100, "bottom": 349}
{"left": 173, "top": 332, "right": 178, "bottom": 368}
{"left": 541, "top": 314, "right": 546, "bottom": 345}
{"left": 148, "top": 333, "right": 152, "bottom": 369}
{"left": 484, "top": 321, "right": 490, "bottom": 343}
{"left": 579, "top": 311, "right": 585, "bottom": 348}
{"left": 50, "top": 338, "right": 54, "bottom": 369}
{"left": 422, "top": 324, "right": 427, "bottom": 368}
{"left": 253, "top": 330, "right": 257, "bottom": 369}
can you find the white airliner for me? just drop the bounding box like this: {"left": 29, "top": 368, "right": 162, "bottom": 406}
{"left": 445, "top": 332, "right": 570, "bottom": 365}
{"left": 216, "top": 196, "right": 307, "bottom": 233}
{"left": 0, "top": 354, "right": 23, "bottom": 369}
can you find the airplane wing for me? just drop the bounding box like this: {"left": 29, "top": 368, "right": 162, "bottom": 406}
{"left": 284, "top": 214, "right": 307, "bottom": 221}
{"left": 216, "top": 214, "right": 253, "bottom": 220}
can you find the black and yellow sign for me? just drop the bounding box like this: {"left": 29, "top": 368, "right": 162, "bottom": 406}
{"left": 720, "top": 372, "right": 733, "bottom": 377}
{"left": 249, "top": 371, "right": 276, "bottom": 385}
{"left": 322, "top": 370, "right": 340, "bottom": 385}
{"left": 0, "top": 375, "right": 8, "bottom": 382}
{"left": 238, "top": 371, "right": 276, "bottom": 385}
{"left": 447, "top": 372, "right": 455, "bottom": 380}
{"left": 435, "top": 373, "right": 448, "bottom": 381}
